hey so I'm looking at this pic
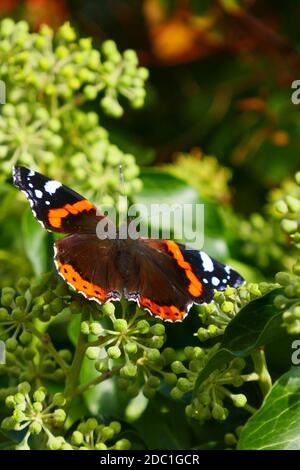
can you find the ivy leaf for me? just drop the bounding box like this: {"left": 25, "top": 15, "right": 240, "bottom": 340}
{"left": 195, "top": 289, "right": 283, "bottom": 388}
{"left": 132, "top": 393, "right": 191, "bottom": 449}
{"left": 238, "top": 367, "right": 300, "bottom": 450}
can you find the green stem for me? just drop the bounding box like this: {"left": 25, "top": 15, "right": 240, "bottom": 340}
{"left": 64, "top": 312, "right": 89, "bottom": 405}
{"left": 244, "top": 403, "right": 257, "bottom": 415}
{"left": 74, "top": 368, "right": 120, "bottom": 397}
{"left": 251, "top": 348, "right": 272, "bottom": 397}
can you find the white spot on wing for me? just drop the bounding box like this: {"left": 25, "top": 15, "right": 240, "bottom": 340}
{"left": 45, "top": 201, "right": 50, "bottom": 205}
{"left": 44, "top": 180, "right": 62, "bottom": 195}
{"left": 225, "top": 265, "right": 231, "bottom": 274}
{"left": 35, "top": 189, "right": 43, "bottom": 199}
{"left": 200, "top": 252, "right": 214, "bottom": 272}
{"left": 212, "top": 276, "right": 220, "bottom": 286}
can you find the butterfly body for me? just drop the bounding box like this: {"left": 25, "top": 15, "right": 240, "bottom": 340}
{"left": 13, "top": 166, "right": 244, "bottom": 322}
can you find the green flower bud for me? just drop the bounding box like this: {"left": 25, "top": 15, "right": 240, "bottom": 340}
{"left": 33, "top": 389, "right": 46, "bottom": 402}
{"left": 285, "top": 285, "right": 296, "bottom": 298}
{"left": 29, "top": 421, "right": 42, "bottom": 435}
{"left": 198, "top": 391, "right": 211, "bottom": 405}
{"left": 171, "top": 361, "right": 187, "bottom": 374}
{"left": 1, "top": 417, "right": 15, "bottom": 430}
{"left": 212, "top": 404, "right": 228, "bottom": 421}
{"left": 231, "top": 394, "right": 247, "bottom": 407}
{"left": 221, "top": 301, "right": 234, "bottom": 313}
{"left": 295, "top": 171, "right": 300, "bottom": 185}
{"left": 11, "top": 308, "right": 24, "bottom": 320}
{"left": 164, "top": 372, "right": 177, "bottom": 385}
{"left": 1, "top": 294, "right": 14, "bottom": 307}
{"left": 52, "top": 393, "right": 66, "bottom": 407}
{"left": 24, "top": 347, "right": 36, "bottom": 360}
{"left": 101, "top": 96, "right": 123, "bottom": 118}
{"left": 12, "top": 408, "right": 25, "bottom": 423}
{"left": 86, "top": 418, "right": 98, "bottom": 431}
{"left": 59, "top": 22, "right": 76, "bottom": 42}
{"left": 275, "top": 272, "right": 292, "bottom": 285}
{"left": 84, "top": 85, "right": 98, "bottom": 100}
{"left": 32, "top": 402, "right": 43, "bottom": 413}
{"left": 170, "top": 387, "right": 184, "bottom": 400}
{"left": 102, "top": 40, "right": 118, "bottom": 56}
{"left": 31, "top": 305, "right": 43, "bottom": 317}
{"left": 114, "top": 319, "right": 128, "bottom": 332}
{"left": 95, "top": 357, "right": 109, "bottom": 372}
{"left": 0, "top": 307, "right": 9, "bottom": 320}
{"left": 161, "top": 347, "right": 176, "bottom": 363}
{"left": 150, "top": 324, "right": 165, "bottom": 336}
{"left": 47, "top": 436, "right": 63, "bottom": 450}
{"left": 101, "top": 302, "right": 115, "bottom": 316}
{"left": 107, "top": 345, "right": 121, "bottom": 359}
{"left": 5, "top": 395, "right": 15, "bottom": 408}
{"left": 136, "top": 320, "right": 150, "bottom": 334}
{"left": 286, "top": 195, "right": 300, "bottom": 213}
{"left": 102, "top": 426, "right": 114, "bottom": 440}
{"left": 15, "top": 295, "right": 27, "bottom": 309}
{"left": 90, "top": 322, "right": 104, "bottom": 335}
{"left": 145, "top": 348, "right": 160, "bottom": 361}
{"left": 6, "top": 338, "right": 18, "bottom": 351}
{"left": 274, "top": 294, "right": 288, "bottom": 309}
{"left": 1, "top": 18, "right": 15, "bottom": 36}
{"left": 110, "top": 421, "right": 121, "bottom": 434}
{"left": 114, "top": 439, "right": 131, "bottom": 450}
{"left": 50, "top": 298, "right": 65, "bottom": 313}
{"left": 177, "top": 377, "right": 192, "bottom": 393}
{"left": 224, "top": 433, "right": 237, "bottom": 446}
{"left": 72, "top": 430, "right": 84, "bottom": 446}
{"left": 208, "top": 324, "right": 219, "bottom": 336}
{"left": 124, "top": 342, "right": 138, "bottom": 355}
{"left": 61, "top": 443, "right": 73, "bottom": 450}
{"left": 58, "top": 349, "right": 72, "bottom": 363}
{"left": 121, "top": 363, "right": 137, "bottom": 377}
{"left": 147, "top": 375, "right": 160, "bottom": 388}
{"left": 281, "top": 219, "right": 298, "bottom": 234}
{"left": 53, "top": 408, "right": 66, "bottom": 423}
{"left": 81, "top": 321, "right": 90, "bottom": 335}
{"left": 19, "top": 331, "right": 32, "bottom": 345}
{"left": 86, "top": 347, "right": 99, "bottom": 360}
{"left": 95, "top": 442, "right": 108, "bottom": 450}
{"left": 143, "top": 385, "right": 156, "bottom": 399}
{"left": 124, "top": 49, "right": 138, "bottom": 65}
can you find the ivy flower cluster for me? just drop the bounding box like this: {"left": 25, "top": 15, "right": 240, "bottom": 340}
{"left": 196, "top": 282, "right": 275, "bottom": 341}
{"left": 1, "top": 382, "right": 130, "bottom": 450}
{"left": 0, "top": 19, "right": 147, "bottom": 202}
{"left": 273, "top": 171, "right": 300, "bottom": 248}
{"left": 274, "top": 261, "right": 300, "bottom": 334}
{"left": 80, "top": 303, "right": 175, "bottom": 399}
{"left": 169, "top": 345, "right": 257, "bottom": 421}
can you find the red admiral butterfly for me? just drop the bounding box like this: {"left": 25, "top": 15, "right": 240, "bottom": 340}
{"left": 13, "top": 166, "right": 244, "bottom": 322}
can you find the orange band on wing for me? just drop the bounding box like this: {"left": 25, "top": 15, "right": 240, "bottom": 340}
{"left": 164, "top": 241, "right": 203, "bottom": 297}
{"left": 48, "top": 200, "right": 95, "bottom": 228}
{"left": 56, "top": 259, "right": 107, "bottom": 301}
{"left": 140, "top": 296, "right": 186, "bottom": 321}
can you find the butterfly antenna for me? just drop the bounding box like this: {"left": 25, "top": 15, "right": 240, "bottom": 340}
{"left": 119, "top": 163, "right": 125, "bottom": 196}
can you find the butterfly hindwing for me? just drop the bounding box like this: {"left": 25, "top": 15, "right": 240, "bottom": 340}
{"left": 124, "top": 239, "right": 244, "bottom": 322}
{"left": 13, "top": 166, "right": 100, "bottom": 233}
{"left": 55, "top": 234, "right": 122, "bottom": 304}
